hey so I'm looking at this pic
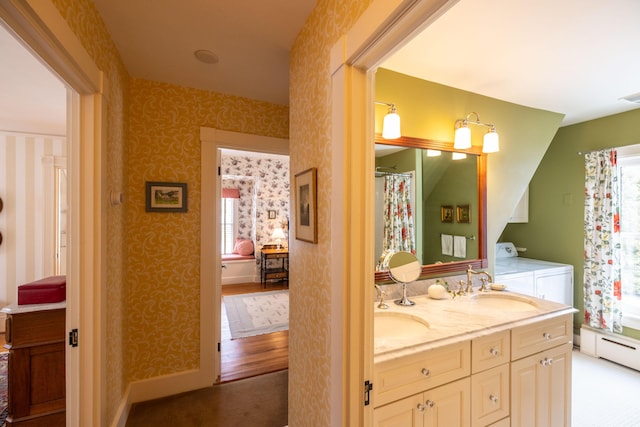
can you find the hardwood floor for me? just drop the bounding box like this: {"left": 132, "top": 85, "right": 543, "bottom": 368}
{"left": 220, "top": 282, "right": 289, "bottom": 383}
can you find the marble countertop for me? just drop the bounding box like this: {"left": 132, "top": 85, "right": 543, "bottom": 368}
{"left": 374, "top": 289, "right": 576, "bottom": 364}
{"left": 2, "top": 301, "right": 66, "bottom": 314}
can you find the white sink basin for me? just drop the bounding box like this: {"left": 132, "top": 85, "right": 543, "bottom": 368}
{"left": 470, "top": 292, "right": 538, "bottom": 312}
{"left": 374, "top": 312, "right": 430, "bottom": 339}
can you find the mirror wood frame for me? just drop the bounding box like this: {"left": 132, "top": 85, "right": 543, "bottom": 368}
{"left": 374, "top": 133, "right": 488, "bottom": 282}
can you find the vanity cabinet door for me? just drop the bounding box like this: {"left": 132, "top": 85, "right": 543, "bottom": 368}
{"left": 510, "top": 342, "right": 572, "bottom": 427}
{"left": 471, "top": 364, "right": 509, "bottom": 427}
{"left": 373, "top": 393, "right": 425, "bottom": 427}
{"left": 423, "top": 377, "right": 470, "bottom": 427}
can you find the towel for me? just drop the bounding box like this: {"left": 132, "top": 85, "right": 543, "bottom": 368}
{"left": 441, "top": 234, "right": 453, "bottom": 256}
{"left": 454, "top": 235, "right": 466, "bottom": 258}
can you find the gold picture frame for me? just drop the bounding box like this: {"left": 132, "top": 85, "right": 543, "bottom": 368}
{"left": 441, "top": 205, "right": 453, "bottom": 223}
{"left": 457, "top": 204, "right": 471, "bottom": 223}
{"left": 294, "top": 167, "right": 318, "bottom": 243}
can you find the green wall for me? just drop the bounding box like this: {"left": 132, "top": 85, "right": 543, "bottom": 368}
{"left": 375, "top": 68, "right": 564, "bottom": 267}
{"left": 502, "top": 108, "right": 640, "bottom": 340}
{"left": 423, "top": 153, "right": 479, "bottom": 263}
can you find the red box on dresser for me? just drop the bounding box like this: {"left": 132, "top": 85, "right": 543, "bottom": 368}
{"left": 17, "top": 275, "right": 66, "bottom": 305}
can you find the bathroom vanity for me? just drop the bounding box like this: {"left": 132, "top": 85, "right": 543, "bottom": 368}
{"left": 373, "top": 291, "right": 574, "bottom": 427}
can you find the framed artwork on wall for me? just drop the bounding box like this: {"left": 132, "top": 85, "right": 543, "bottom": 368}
{"left": 441, "top": 205, "right": 453, "bottom": 223}
{"left": 294, "top": 167, "right": 317, "bottom": 243}
{"left": 456, "top": 204, "right": 471, "bottom": 223}
{"left": 145, "top": 182, "right": 188, "bottom": 212}
{"left": 268, "top": 210, "right": 277, "bottom": 219}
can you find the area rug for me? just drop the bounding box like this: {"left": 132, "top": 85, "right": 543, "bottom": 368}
{"left": 0, "top": 351, "right": 8, "bottom": 427}
{"left": 224, "top": 290, "right": 289, "bottom": 339}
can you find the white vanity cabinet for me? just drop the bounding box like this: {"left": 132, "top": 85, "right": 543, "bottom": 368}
{"left": 374, "top": 313, "right": 574, "bottom": 427}
{"left": 510, "top": 314, "right": 573, "bottom": 427}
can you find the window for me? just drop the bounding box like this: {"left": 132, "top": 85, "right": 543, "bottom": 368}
{"left": 618, "top": 154, "right": 640, "bottom": 330}
{"left": 221, "top": 197, "right": 238, "bottom": 254}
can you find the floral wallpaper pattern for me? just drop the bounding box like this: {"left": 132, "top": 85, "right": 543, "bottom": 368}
{"left": 222, "top": 154, "right": 290, "bottom": 251}
{"left": 289, "top": 0, "right": 372, "bottom": 425}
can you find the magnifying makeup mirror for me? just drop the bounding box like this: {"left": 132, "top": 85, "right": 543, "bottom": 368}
{"left": 388, "top": 251, "right": 421, "bottom": 306}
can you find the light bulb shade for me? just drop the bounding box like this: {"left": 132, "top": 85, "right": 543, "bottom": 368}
{"left": 426, "top": 149, "right": 441, "bottom": 157}
{"left": 454, "top": 126, "right": 471, "bottom": 149}
{"left": 452, "top": 152, "right": 467, "bottom": 160}
{"left": 271, "top": 227, "right": 286, "bottom": 239}
{"left": 382, "top": 112, "right": 401, "bottom": 139}
{"left": 483, "top": 130, "right": 500, "bottom": 153}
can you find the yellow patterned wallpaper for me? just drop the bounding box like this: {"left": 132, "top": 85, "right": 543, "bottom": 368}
{"left": 126, "top": 78, "right": 288, "bottom": 381}
{"left": 289, "top": 0, "right": 372, "bottom": 425}
{"left": 52, "top": 0, "right": 289, "bottom": 424}
{"left": 51, "top": 0, "right": 129, "bottom": 423}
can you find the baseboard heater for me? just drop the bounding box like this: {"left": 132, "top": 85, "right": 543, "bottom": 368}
{"left": 580, "top": 325, "right": 640, "bottom": 372}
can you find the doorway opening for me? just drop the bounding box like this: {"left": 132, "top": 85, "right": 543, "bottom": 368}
{"left": 218, "top": 148, "right": 290, "bottom": 382}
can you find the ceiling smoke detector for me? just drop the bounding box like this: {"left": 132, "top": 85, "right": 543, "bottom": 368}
{"left": 194, "top": 50, "right": 219, "bottom": 64}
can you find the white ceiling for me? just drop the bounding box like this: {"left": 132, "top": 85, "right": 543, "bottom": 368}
{"left": 92, "top": 0, "right": 318, "bottom": 107}
{"left": 0, "top": 24, "right": 66, "bottom": 135}
{"left": 2, "top": 0, "right": 640, "bottom": 136}
{"left": 383, "top": 0, "right": 640, "bottom": 125}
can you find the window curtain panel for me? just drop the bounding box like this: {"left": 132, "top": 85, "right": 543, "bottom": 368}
{"left": 584, "top": 149, "right": 623, "bottom": 333}
{"left": 382, "top": 175, "right": 416, "bottom": 256}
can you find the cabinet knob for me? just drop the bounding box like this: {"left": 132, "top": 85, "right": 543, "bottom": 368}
{"left": 421, "top": 368, "right": 430, "bottom": 377}
{"left": 489, "top": 394, "right": 499, "bottom": 404}
{"left": 425, "top": 400, "right": 435, "bottom": 408}
{"left": 489, "top": 347, "right": 499, "bottom": 356}
{"left": 540, "top": 357, "right": 553, "bottom": 366}
{"left": 542, "top": 332, "right": 552, "bottom": 340}
{"left": 417, "top": 403, "right": 425, "bottom": 412}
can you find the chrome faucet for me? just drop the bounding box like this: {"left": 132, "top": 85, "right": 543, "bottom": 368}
{"left": 466, "top": 265, "right": 493, "bottom": 293}
{"left": 374, "top": 284, "right": 389, "bottom": 309}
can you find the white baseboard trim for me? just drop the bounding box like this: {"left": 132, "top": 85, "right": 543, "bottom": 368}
{"left": 580, "top": 325, "right": 640, "bottom": 371}
{"left": 110, "top": 369, "right": 214, "bottom": 427}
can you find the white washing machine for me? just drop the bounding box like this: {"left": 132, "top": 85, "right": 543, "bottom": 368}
{"left": 494, "top": 242, "right": 574, "bottom": 306}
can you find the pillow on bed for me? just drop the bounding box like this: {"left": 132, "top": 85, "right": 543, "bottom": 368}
{"left": 232, "top": 238, "right": 254, "bottom": 256}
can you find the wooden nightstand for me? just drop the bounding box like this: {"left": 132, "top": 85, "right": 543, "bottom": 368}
{"left": 260, "top": 248, "right": 288, "bottom": 288}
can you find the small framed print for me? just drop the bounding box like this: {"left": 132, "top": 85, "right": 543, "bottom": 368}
{"left": 457, "top": 204, "right": 471, "bottom": 223}
{"left": 268, "top": 210, "right": 277, "bottom": 219}
{"left": 295, "top": 167, "right": 318, "bottom": 243}
{"left": 146, "top": 182, "right": 187, "bottom": 212}
{"left": 441, "top": 205, "right": 453, "bottom": 223}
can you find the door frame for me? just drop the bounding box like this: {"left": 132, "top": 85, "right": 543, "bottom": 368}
{"left": 329, "top": 0, "right": 458, "bottom": 424}
{"left": 0, "top": 1, "right": 104, "bottom": 425}
{"left": 200, "top": 127, "right": 289, "bottom": 383}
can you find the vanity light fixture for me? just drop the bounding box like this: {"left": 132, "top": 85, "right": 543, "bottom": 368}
{"left": 451, "top": 152, "right": 467, "bottom": 160}
{"left": 426, "top": 149, "right": 441, "bottom": 157}
{"left": 454, "top": 112, "right": 500, "bottom": 153}
{"left": 375, "top": 101, "right": 401, "bottom": 139}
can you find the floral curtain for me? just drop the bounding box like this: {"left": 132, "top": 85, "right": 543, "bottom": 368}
{"left": 584, "top": 149, "right": 623, "bottom": 333}
{"left": 382, "top": 174, "right": 416, "bottom": 257}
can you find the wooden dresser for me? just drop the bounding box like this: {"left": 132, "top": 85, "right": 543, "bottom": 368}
{"left": 3, "top": 303, "right": 66, "bottom": 426}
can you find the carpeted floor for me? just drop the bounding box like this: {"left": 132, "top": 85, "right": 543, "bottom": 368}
{"left": 125, "top": 369, "right": 288, "bottom": 427}
{"left": 572, "top": 348, "right": 640, "bottom": 426}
